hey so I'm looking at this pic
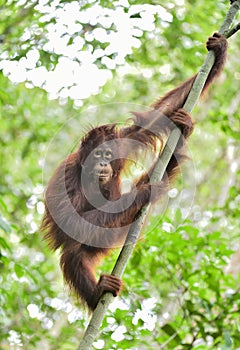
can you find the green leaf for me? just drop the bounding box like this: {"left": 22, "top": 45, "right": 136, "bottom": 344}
{"left": 14, "top": 263, "right": 25, "bottom": 278}
{"left": 0, "top": 198, "right": 8, "bottom": 212}
{"left": 0, "top": 237, "right": 11, "bottom": 251}
{"left": 161, "top": 324, "right": 181, "bottom": 343}
{"left": 223, "top": 330, "right": 233, "bottom": 348}
{"left": 0, "top": 214, "right": 11, "bottom": 233}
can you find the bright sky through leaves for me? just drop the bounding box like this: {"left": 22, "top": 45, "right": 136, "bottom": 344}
{"left": 0, "top": 1, "right": 172, "bottom": 102}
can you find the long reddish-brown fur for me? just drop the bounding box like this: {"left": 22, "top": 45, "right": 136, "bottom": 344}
{"left": 41, "top": 33, "right": 227, "bottom": 311}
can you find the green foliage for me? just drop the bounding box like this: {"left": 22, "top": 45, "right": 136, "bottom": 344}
{"left": 97, "top": 214, "right": 240, "bottom": 348}
{"left": 0, "top": 0, "right": 240, "bottom": 349}
{"left": 98, "top": 209, "right": 239, "bottom": 349}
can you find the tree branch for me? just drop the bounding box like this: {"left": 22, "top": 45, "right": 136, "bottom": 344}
{"left": 226, "top": 22, "right": 240, "bottom": 38}
{"left": 77, "top": 1, "right": 240, "bottom": 349}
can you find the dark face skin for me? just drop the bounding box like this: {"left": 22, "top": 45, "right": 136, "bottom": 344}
{"left": 92, "top": 146, "right": 114, "bottom": 185}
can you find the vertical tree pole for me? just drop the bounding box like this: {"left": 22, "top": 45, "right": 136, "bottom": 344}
{"left": 78, "top": 2, "right": 240, "bottom": 349}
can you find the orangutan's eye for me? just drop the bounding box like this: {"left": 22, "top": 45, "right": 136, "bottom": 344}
{"left": 105, "top": 150, "right": 113, "bottom": 159}
{"left": 94, "top": 149, "right": 102, "bottom": 158}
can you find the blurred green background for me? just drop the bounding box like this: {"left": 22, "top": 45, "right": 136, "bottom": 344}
{"left": 0, "top": 1, "right": 239, "bottom": 349}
